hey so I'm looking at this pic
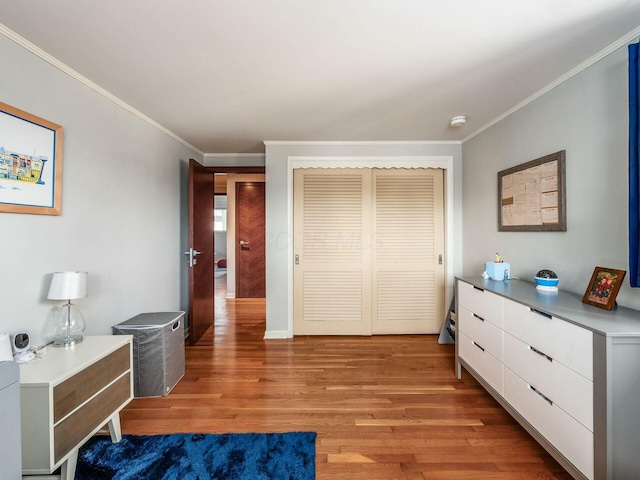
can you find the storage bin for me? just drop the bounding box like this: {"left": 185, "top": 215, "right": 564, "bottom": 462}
{"left": 113, "top": 311, "right": 185, "bottom": 397}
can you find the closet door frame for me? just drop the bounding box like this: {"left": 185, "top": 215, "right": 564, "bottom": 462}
{"left": 285, "top": 156, "right": 455, "bottom": 338}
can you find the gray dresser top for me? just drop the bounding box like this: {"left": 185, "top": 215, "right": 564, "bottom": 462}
{"left": 456, "top": 277, "right": 640, "bottom": 337}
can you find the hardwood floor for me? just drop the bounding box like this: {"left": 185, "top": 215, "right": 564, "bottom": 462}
{"left": 120, "top": 277, "right": 572, "bottom": 479}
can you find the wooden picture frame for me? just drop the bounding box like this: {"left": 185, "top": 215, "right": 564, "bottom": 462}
{"left": 582, "top": 267, "right": 626, "bottom": 310}
{"left": 0, "top": 102, "right": 63, "bottom": 215}
{"left": 498, "top": 150, "right": 566, "bottom": 231}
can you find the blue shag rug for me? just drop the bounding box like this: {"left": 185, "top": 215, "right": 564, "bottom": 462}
{"left": 75, "top": 432, "right": 316, "bottom": 480}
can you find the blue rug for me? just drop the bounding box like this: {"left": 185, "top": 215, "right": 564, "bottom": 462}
{"left": 75, "top": 432, "right": 316, "bottom": 480}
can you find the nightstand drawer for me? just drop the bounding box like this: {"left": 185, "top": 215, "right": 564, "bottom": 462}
{"left": 458, "top": 281, "right": 503, "bottom": 327}
{"left": 54, "top": 344, "right": 130, "bottom": 422}
{"left": 503, "top": 298, "right": 593, "bottom": 380}
{"left": 53, "top": 373, "right": 131, "bottom": 463}
{"left": 503, "top": 332, "right": 593, "bottom": 431}
{"left": 458, "top": 306, "right": 503, "bottom": 361}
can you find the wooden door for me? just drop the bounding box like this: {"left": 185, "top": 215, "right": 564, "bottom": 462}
{"left": 371, "top": 168, "right": 445, "bottom": 334}
{"left": 235, "top": 182, "right": 265, "bottom": 298}
{"left": 187, "top": 159, "right": 215, "bottom": 345}
{"left": 293, "top": 169, "right": 372, "bottom": 335}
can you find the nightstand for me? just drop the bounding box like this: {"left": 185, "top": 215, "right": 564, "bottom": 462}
{"left": 19, "top": 335, "right": 134, "bottom": 480}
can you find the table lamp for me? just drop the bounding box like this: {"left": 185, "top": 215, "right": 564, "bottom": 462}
{"left": 47, "top": 271, "right": 87, "bottom": 347}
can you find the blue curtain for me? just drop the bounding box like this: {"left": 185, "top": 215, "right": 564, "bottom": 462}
{"left": 630, "top": 43, "right": 640, "bottom": 286}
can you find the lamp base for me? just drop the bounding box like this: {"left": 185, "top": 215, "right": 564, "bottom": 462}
{"left": 53, "top": 335, "right": 83, "bottom": 348}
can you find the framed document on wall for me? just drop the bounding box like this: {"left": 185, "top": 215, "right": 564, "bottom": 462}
{"left": 498, "top": 150, "right": 566, "bottom": 232}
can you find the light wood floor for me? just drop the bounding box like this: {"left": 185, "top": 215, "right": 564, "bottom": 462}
{"left": 120, "top": 277, "right": 572, "bottom": 479}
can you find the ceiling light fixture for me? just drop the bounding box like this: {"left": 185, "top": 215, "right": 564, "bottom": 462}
{"left": 450, "top": 115, "right": 467, "bottom": 127}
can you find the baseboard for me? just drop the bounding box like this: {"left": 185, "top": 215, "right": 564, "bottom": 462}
{"left": 263, "top": 330, "right": 290, "bottom": 339}
{"left": 225, "top": 293, "right": 235, "bottom": 299}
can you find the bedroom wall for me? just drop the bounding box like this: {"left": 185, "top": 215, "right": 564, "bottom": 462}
{"left": 462, "top": 39, "right": 640, "bottom": 310}
{"left": 0, "top": 34, "right": 202, "bottom": 345}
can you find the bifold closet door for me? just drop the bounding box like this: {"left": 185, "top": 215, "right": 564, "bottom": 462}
{"left": 293, "top": 169, "right": 372, "bottom": 335}
{"left": 372, "top": 168, "right": 444, "bottom": 334}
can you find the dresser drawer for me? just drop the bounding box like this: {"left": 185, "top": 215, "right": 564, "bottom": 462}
{"left": 459, "top": 332, "right": 503, "bottom": 395}
{"left": 503, "top": 299, "right": 593, "bottom": 380}
{"left": 458, "top": 306, "right": 503, "bottom": 361}
{"left": 457, "top": 281, "right": 503, "bottom": 327}
{"left": 504, "top": 367, "right": 594, "bottom": 480}
{"left": 54, "top": 344, "right": 131, "bottom": 422}
{"left": 503, "top": 332, "right": 593, "bottom": 431}
{"left": 53, "top": 373, "right": 131, "bottom": 463}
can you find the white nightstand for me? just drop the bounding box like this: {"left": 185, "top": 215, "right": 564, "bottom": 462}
{"left": 19, "top": 335, "right": 134, "bottom": 480}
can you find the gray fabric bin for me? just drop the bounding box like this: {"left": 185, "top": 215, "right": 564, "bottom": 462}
{"left": 113, "top": 311, "right": 185, "bottom": 397}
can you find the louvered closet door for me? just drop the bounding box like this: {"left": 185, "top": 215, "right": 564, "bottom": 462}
{"left": 372, "top": 168, "right": 444, "bottom": 334}
{"left": 293, "top": 169, "right": 372, "bottom": 335}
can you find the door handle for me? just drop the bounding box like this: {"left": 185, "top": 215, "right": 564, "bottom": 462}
{"left": 183, "top": 248, "right": 202, "bottom": 267}
{"left": 240, "top": 240, "right": 250, "bottom": 250}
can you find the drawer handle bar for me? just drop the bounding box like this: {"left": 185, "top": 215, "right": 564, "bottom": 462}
{"left": 529, "top": 307, "right": 552, "bottom": 319}
{"left": 472, "top": 313, "right": 485, "bottom": 322}
{"left": 472, "top": 341, "right": 485, "bottom": 352}
{"left": 529, "top": 385, "right": 553, "bottom": 406}
{"left": 473, "top": 286, "right": 485, "bottom": 292}
{"left": 529, "top": 345, "right": 553, "bottom": 362}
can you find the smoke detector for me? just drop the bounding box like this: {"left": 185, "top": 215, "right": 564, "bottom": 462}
{"left": 450, "top": 115, "right": 467, "bottom": 127}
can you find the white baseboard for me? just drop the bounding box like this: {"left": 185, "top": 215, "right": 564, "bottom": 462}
{"left": 225, "top": 293, "right": 235, "bottom": 299}
{"left": 263, "top": 330, "right": 290, "bottom": 339}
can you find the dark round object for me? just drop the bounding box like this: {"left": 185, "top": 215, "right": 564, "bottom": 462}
{"left": 536, "top": 269, "right": 557, "bottom": 279}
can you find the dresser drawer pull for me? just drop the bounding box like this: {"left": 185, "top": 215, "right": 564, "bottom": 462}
{"left": 529, "top": 345, "right": 553, "bottom": 362}
{"left": 472, "top": 341, "right": 485, "bottom": 352}
{"left": 529, "top": 385, "right": 553, "bottom": 406}
{"left": 529, "top": 307, "right": 552, "bottom": 319}
{"left": 472, "top": 313, "right": 485, "bottom": 322}
{"left": 473, "top": 286, "right": 485, "bottom": 292}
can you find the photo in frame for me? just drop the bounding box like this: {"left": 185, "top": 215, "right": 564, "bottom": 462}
{"left": 0, "top": 102, "right": 63, "bottom": 215}
{"left": 582, "top": 267, "right": 626, "bottom": 310}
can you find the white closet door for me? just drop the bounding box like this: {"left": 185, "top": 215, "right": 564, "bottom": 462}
{"left": 293, "top": 168, "right": 372, "bottom": 335}
{"left": 372, "top": 168, "right": 445, "bottom": 334}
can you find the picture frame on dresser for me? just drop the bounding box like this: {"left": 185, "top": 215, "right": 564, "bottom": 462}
{"left": 582, "top": 266, "right": 626, "bottom": 310}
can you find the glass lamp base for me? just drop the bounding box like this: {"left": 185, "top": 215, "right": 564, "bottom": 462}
{"left": 53, "top": 335, "right": 83, "bottom": 347}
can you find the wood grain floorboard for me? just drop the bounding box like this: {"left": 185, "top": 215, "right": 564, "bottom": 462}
{"left": 119, "top": 277, "right": 573, "bottom": 479}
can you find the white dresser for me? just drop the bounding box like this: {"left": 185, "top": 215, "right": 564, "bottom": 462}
{"left": 19, "top": 335, "right": 134, "bottom": 480}
{"left": 456, "top": 277, "right": 640, "bottom": 480}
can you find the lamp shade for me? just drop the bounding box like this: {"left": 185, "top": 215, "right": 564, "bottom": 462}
{"left": 47, "top": 272, "right": 87, "bottom": 300}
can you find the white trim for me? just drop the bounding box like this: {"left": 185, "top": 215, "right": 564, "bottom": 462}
{"left": 204, "top": 153, "right": 266, "bottom": 158}
{"left": 463, "top": 25, "right": 640, "bottom": 143}
{"left": 286, "top": 155, "right": 455, "bottom": 338}
{"left": 263, "top": 330, "right": 290, "bottom": 339}
{"left": 0, "top": 22, "right": 204, "bottom": 156}
{"left": 264, "top": 140, "right": 461, "bottom": 146}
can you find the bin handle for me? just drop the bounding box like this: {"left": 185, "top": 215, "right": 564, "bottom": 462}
{"left": 172, "top": 320, "right": 181, "bottom": 331}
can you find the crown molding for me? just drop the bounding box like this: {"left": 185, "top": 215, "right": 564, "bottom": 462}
{"left": 0, "top": 22, "right": 204, "bottom": 156}
{"left": 263, "top": 140, "right": 461, "bottom": 146}
{"left": 204, "top": 153, "right": 265, "bottom": 158}
{"left": 463, "top": 25, "right": 640, "bottom": 144}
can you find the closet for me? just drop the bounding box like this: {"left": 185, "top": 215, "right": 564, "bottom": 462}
{"left": 293, "top": 168, "right": 444, "bottom": 335}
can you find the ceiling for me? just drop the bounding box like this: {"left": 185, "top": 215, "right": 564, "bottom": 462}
{"left": 1, "top": 1, "right": 640, "bottom": 154}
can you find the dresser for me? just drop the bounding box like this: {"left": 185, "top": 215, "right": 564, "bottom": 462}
{"left": 456, "top": 277, "right": 640, "bottom": 480}
{"left": 19, "top": 335, "right": 134, "bottom": 480}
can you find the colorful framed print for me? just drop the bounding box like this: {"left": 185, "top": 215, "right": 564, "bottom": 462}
{"left": 0, "top": 102, "right": 63, "bottom": 215}
{"left": 582, "top": 267, "right": 626, "bottom": 310}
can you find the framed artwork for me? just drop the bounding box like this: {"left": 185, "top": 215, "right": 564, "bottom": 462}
{"left": 498, "top": 150, "right": 566, "bottom": 231}
{"left": 582, "top": 267, "right": 626, "bottom": 310}
{"left": 0, "top": 102, "right": 63, "bottom": 215}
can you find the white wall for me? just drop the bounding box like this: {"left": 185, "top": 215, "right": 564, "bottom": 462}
{"left": 264, "top": 142, "right": 463, "bottom": 338}
{"left": 462, "top": 40, "right": 640, "bottom": 309}
{"left": 0, "top": 34, "right": 202, "bottom": 345}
